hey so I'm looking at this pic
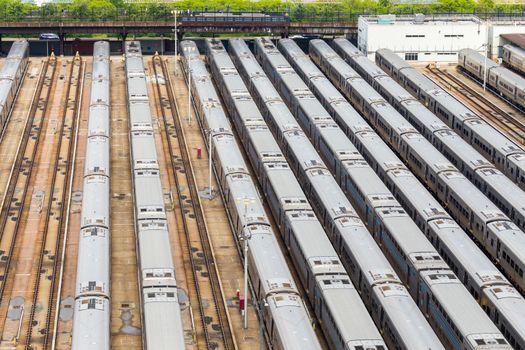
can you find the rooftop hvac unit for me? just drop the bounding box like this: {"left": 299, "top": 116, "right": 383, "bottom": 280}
{"left": 377, "top": 14, "right": 395, "bottom": 25}
{"left": 414, "top": 13, "right": 425, "bottom": 24}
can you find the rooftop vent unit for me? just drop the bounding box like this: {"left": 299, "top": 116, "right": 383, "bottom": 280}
{"left": 377, "top": 14, "right": 396, "bottom": 25}
{"left": 414, "top": 13, "right": 426, "bottom": 24}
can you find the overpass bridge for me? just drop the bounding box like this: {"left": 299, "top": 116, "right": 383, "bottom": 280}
{"left": 0, "top": 13, "right": 357, "bottom": 52}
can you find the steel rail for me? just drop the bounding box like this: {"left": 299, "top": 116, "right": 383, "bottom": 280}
{"left": 0, "top": 58, "right": 56, "bottom": 310}
{"left": 24, "top": 56, "right": 82, "bottom": 350}
{"left": 425, "top": 66, "right": 525, "bottom": 145}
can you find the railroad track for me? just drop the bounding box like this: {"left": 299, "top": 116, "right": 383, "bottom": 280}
{"left": 150, "top": 56, "right": 234, "bottom": 350}
{"left": 0, "top": 56, "right": 56, "bottom": 327}
{"left": 24, "top": 55, "right": 83, "bottom": 350}
{"left": 109, "top": 58, "right": 143, "bottom": 349}
{"left": 425, "top": 66, "right": 525, "bottom": 145}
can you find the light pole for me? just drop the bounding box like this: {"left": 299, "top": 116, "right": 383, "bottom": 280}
{"left": 188, "top": 54, "right": 192, "bottom": 126}
{"left": 476, "top": 42, "right": 489, "bottom": 92}
{"left": 483, "top": 19, "right": 490, "bottom": 92}
{"left": 172, "top": 9, "right": 177, "bottom": 75}
{"left": 208, "top": 128, "right": 213, "bottom": 198}
{"left": 483, "top": 43, "right": 488, "bottom": 92}
{"left": 236, "top": 197, "right": 255, "bottom": 329}
{"left": 242, "top": 229, "right": 251, "bottom": 329}
{"left": 242, "top": 229, "right": 249, "bottom": 329}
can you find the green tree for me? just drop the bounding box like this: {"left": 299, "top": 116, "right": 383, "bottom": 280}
{"left": 436, "top": 0, "right": 476, "bottom": 12}
{"left": 0, "top": 0, "right": 27, "bottom": 21}
{"left": 477, "top": 0, "right": 495, "bottom": 13}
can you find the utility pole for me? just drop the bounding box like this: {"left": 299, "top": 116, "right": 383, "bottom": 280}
{"left": 236, "top": 197, "right": 255, "bottom": 329}
{"left": 188, "top": 55, "right": 192, "bottom": 126}
{"left": 208, "top": 129, "right": 213, "bottom": 198}
{"left": 483, "top": 43, "right": 488, "bottom": 92}
{"left": 483, "top": 20, "right": 489, "bottom": 92}
{"left": 244, "top": 237, "right": 248, "bottom": 328}
{"left": 173, "top": 9, "right": 177, "bottom": 75}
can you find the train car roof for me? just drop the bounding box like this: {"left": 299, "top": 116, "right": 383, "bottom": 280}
{"left": 423, "top": 272, "right": 503, "bottom": 336}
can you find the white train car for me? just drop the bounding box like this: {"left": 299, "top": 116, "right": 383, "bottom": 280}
{"left": 206, "top": 38, "right": 361, "bottom": 350}
{"left": 0, "top": 41, "right": 29, "bottom": 133}
{"left": 124, "top": 41, "right": 185, "bottom": 350}
{"left": 308, "top": 38, "right": 512, "bottom": 350}
{"left": 72, "top": 41, "right": 111, "bottom": 350}
{"left": 230, "top": 37, "right": 442, "bottom": 350}
{"left": 375, "top": 48, "right": 525, "bottom": 190}
{"left": 181, "top": 40, "right": 322, "bottom": 350}
{"left": 502, "top": 44, "right": 525, "bottom": 75}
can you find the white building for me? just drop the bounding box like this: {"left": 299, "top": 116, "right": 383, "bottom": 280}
{"left": 357, "top": 14, "right": 488, "bottom": 62}
{"left": 490, "top": 18, "right": 525, "bottom": 58}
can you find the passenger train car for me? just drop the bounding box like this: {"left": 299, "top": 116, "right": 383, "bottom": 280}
{"left": 375, "top": 48, "right": 525, "bottom": 190}
{"left": 0, "top": 41, "right": 29, "bottom": 134}
{"left": 502, "top": 44, "right": 525, "bottom": 76}
{"left": 206, "top": 38, "right": 389, "bottom": 350}
{"left": 228, "top": 38, "right": 443, "bottom": 349}
{"left": 333, "top": 39, "right": 525, "bottom": 252}
{"left": 458, "top": 48, "right": 525, "bottom": 110}
{"left": 305, "top": 38, "right": 512, "bottom": 350}
{"left": 279, "top": 38, "right": 525, "bottom": 350}
{"left": 335, "top": 39, "right": 525, "bottom": 297}
{"left": 181, "top": 40, "right": 322, "bottom": 350}
{"left": 124, "top": 41, "right": 185, "bottom": 350}
{"left": 72, "top": 41, "right": 111, "bottom": 350}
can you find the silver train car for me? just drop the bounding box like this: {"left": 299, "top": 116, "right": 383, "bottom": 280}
{"left": 72, "top": 41, "right": 111, "bottom": 350}
{"left": 0, "top": 41, "right": 29, "bottom": 134}
{"left": 229, "top": 38, "right": 443, "bottom": 350}
{"left": 285, "top": 38, "right": 525, "bottom": 349}
{"left": 206, "top": 37, "right": 385, "bottom": 350}
{"left": 375, "top": 48, "right": 525, "bottom": 191}
{"left": 306, "top": 39, "right": 512, "bottom": 350}
{"left": 334, "top": 40, "right": 525, "bottom": 259}
{"left": 458, "top": 48, "right": 525, "bottom": 109}
{"left": 502, "top": 44, "right": 525, "bottom": 76}
{"left": 124, "top": 41, "right": 185, "bottom": 350}
{"left": 181, "top": 40, "right": 322, "bottom": 350}
{"left": 332, "top": 38, "right": 525, "bottom": 296}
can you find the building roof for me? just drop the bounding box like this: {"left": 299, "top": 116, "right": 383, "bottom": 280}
{"left": 360, "top": 14, "right": 481, "bottom": 25}
{"left": 501, "top": 33, "right": 525, "bottom": 49}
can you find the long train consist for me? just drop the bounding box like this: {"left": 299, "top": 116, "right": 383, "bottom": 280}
{"left": 281, "top": 37, "right": 525, "bottom": 349}
{"left": 205, "top": 38, "right": 389, "bottom": 350}
{"left": 458, "top": 48, "right": 525, "bottom": 110}
{"left": 335, "top": 39, "right": 525, "bottom": 235}
{"left": 301, "top": 38, "right": 512, "bottom": 350}
{"left": 72, "top": 41, "right": 111, "bottom": 350}
{"left": 228, "top": 38, "right": 443, "bottom": 349}
{"left": 502, "top": 44, "right": 525, "bottom": 76}
{"left": 331, "top": 38, "right": 525, "bottom": 296}
{"left": 375, "top": 48, "right": 525, "bottom": 190}
{"left": 180, "top": 40, "right": 322, "bottom": 350}
{"left": 0, "top": 41, "right": 29, "bottom": 134}
{"left": 124, "top": 41, "right": 185, "bottom": 349}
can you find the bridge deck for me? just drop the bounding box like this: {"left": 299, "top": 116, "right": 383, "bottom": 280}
{"left": 0, "top": 20, "right": 356, "bottom": 35}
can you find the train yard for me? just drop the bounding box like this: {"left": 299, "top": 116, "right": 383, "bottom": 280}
{"left": 425, "top": 65, "right": 525, "bottom": 145}
{"left": 0, "top": 36, "right": 523, "bottom": 350}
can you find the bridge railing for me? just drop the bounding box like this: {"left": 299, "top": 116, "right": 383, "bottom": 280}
{"left": 0, "top": 6, "right": 524, "bottom": 24}
{"left": 3, "top": 8, "right": 293, "bottom": 23}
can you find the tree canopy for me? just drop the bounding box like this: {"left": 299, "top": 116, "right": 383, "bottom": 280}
{"left": 0, "top": 0, "right": 522, "bottom": 22}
